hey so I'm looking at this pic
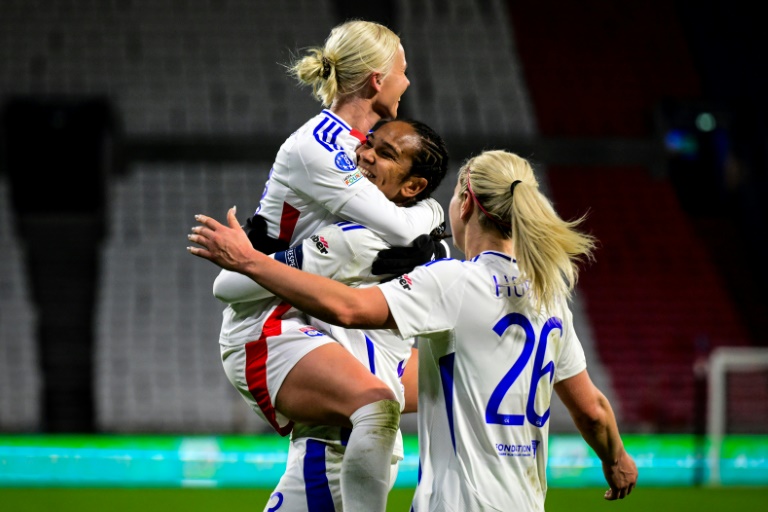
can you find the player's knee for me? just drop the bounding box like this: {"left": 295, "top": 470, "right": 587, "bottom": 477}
{"left": 347, "top": 384, "right": 396, "bottom": 411}
{"left": 340, "top": 382, "right": 398, "bottom": 421}
{"left": 369, "top": 386, "right": 397, "bottom": 404}
{"left": 375, "top": 399, "right": 401, "bottom": 431}
{"left": 350, "top": 398, "right": 401, "bottom": 432}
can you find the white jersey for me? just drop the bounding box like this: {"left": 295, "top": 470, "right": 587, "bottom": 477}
{"left": 379, "top": 252, "right": 587, "bottom": 512}
{"left": 215, "top": 220, "right": 418, "bottom": 459}
{"left": 254, "top": 109, "right": 444, "bottom": 247}
{"left": 299, "top": 222, "right": 413, "bottom": 412}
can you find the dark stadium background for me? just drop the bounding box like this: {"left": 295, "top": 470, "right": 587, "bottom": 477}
{"left": 1, "top": 1, "right": 766, "bottom": 509}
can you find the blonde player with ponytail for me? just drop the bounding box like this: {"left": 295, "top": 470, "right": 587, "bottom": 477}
{"left": 215, "top": 20, "right": 445, "bottom": 512}
{"left": 191, "top": 149, "right": 638, "bottom": 511}
{"left": 456, "top": 150, "right": 594, "bottom": 314}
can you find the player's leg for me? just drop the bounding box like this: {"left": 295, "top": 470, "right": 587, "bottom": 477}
{"left": 263, "top": 437, "right": 344, "bottom": 512}
{"left": 275, "top": 342, "right": 396, "bottom": 424}
{"left": 276, "top": 343, "right": 400, "bottom": 512}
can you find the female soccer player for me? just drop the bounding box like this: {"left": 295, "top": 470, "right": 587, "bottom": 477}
{"left": 226, "top": 19, "right": 445, "bottom": 511}
{"left": 213, "top": 118, "right": 448, "bottom": 511}
{"left": 189, "top": 150, "right": 638, "bottom": 511}
{"left": 247, "top": 19, "right": 444, "bottom": 250}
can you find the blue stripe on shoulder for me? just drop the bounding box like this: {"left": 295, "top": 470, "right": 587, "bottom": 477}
{"left": 313, "top": 117, "right": 342, "bottom": 152}
{"left": 341, "top": 225, "right": 366, "bottom": 232}
{"left": 328, "top": 125, "right": 343, "bottom": 146}
{"left": 321, "top": 122, "right": 341, "bottom": 148}
{"left": 322, "top": 109, "right": 351, "bottom": 130}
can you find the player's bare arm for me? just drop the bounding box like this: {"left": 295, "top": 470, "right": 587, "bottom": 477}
{"left": 554, "top": 370, "right": 638, "bottom": 500}
{"left": 188, "top": 208, "right": 397, "bottom": 331}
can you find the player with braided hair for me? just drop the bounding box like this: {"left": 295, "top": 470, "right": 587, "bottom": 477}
{"left": 212, "top": 118, "right": 449, "bottom": 512}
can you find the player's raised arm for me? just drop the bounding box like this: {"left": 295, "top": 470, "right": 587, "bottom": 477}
{"left": 337, "top": 184, "right": 444, "bottom": 246}
{"left": 189, "top": 208, "right": 395, "bottom": 330}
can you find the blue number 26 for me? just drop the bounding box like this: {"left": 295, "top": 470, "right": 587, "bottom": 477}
{"left": 485, "top": 313, "right": 562, "bottom": 428}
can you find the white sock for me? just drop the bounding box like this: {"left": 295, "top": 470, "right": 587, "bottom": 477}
{"left": 340, "top": 399, "right": 400, "bottom": 512}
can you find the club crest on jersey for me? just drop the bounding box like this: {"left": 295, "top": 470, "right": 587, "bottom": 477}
{"left": 343, "top": 169, "right": 364, "bottom": 187}
{"left": 310, "top": 234, "right": 329, "bottom": 254}
{"left": 335, "top": 151, "right": 357, "bottom": 172}
{"left": 398, "top": 274, "right": 413, "bottom": 290}
{"left": 299, "top": 326, "right": 325, "bottom": 337}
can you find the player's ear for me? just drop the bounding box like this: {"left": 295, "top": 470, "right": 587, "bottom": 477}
{"left": 399, "top": 175, "right": 427, "bottom": 200}
{"left": 370, "top": 72, "right": 383, "bottom": 93}
{"left": 460, "top": 191, "right": 473, "bottom": 221}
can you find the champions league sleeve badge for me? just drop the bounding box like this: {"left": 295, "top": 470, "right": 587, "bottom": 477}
{"left": 334, "top": 151, "right": 357, "bottom": 172}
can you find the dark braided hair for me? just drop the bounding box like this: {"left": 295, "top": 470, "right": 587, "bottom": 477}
{"left": 370, "top": 118, "right": 449, "bottom": 202}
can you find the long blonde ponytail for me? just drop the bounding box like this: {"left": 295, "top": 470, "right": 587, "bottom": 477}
{"left": 459, "top": 150, "right": 596, "bottom": 312}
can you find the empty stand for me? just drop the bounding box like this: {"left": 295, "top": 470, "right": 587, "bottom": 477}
{"left": 397, "top": 0, "right": 537, "bottom": 138}
{"left": 547, "top": 166, "right": 750, "bottom": 431}
{"left": 95, "top": 163, "right": 275, "bottom": 433}
{"left": 0, "top": 0, "right": 333, "bottom": 137}
{"left": 507, "top": 1, "right": 701, "bottom": 138}
{"left": 0, "top": 178, "right": 42, "bottom": 432}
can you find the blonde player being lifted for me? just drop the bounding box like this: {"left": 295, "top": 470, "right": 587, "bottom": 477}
{"left": 190, "top": 150, "right": 638, "bottom": 511}
{"left": 225, "top": 20, "right": 446, "bottom": 512}
{"left": 213, "top": 118, "right": 448, "bottom": 511}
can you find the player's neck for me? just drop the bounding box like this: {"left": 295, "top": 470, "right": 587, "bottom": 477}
{"left": 462, "top": 223, "right": 514, "bottom": 260}
{"left": 330, "top": 97, "right": 380, "bottom": 134}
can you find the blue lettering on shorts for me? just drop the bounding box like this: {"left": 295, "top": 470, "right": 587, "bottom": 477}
{"left": 335, "top": 151, "right": 357, "bottom": 171}
{"left": 266, "top": 491, "right": 284, "bottom": 511}
{"left": 299, "top": 327, "right": 325, "bottom": 338}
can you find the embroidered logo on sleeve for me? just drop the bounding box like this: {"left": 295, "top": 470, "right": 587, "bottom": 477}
{"left": 398, "top": 274, "right": 413, "bottom": 291}
{"left": 335, "top": 151, "right": 357, "bottom": 172}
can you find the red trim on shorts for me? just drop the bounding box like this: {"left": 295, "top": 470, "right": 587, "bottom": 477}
{"left": 278, "top": 202, "right": 300, "bottom": 244}
{"left": 349, "top": 128, "right": 367, "bottom": 144}
{"left": 244, "top": 301, "right": 295, "bottom": 436}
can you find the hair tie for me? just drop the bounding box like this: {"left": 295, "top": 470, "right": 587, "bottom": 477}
{"left": 510, "top": 180, "right": 522, "bottom": 196}
{"left": 466, "top": 168, "right": 511, "bottom": 229}
{"left": 321, "top": 56, "right": 331, "bottom": 79}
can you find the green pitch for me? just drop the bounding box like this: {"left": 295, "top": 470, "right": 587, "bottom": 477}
{"left": 1, "top": 487, "right": 767, "bottom": 512}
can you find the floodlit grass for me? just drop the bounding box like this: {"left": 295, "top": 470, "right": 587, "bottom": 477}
{"left": 545, "top": 487, "right": 768, "bottom": 511}
{"left": 1, "top": 486, "right": 767, "bottom": 512}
